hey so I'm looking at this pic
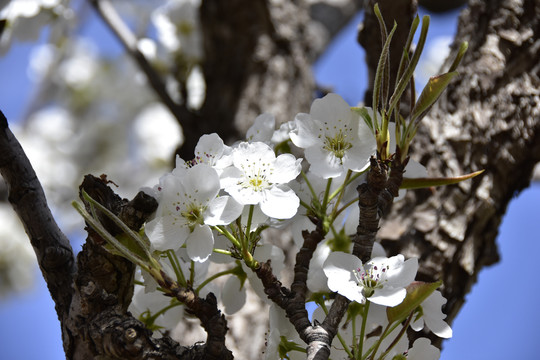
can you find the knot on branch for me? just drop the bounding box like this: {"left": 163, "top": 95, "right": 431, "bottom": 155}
{"left": 93, "top": 312, "right": 154, "bottom": 359}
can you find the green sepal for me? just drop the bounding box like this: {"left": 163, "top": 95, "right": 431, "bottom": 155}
{"left": 387, "top": 280, "right": 441, "bottom": 324}
{"left": 400, "top": 169, "right": 484, "bottom": 189}
{"left": 411, "top": 71, "right": 458, "bottom": 124}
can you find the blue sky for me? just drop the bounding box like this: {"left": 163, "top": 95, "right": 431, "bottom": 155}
{"left": 1, "top": 5, "right": 539, "bottom": 360}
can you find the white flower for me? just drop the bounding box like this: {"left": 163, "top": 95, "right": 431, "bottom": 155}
{"left": 220, "top": 275, "right": 246, "bottom": 315}
{"left": 307, "top": 241, "right": 386, "bottom": 294}
{"left": 411, "top": 290, "right": 453, "bottom": 338}
{"left": 178, "top": 133, "right": 232, "bottom": 171}
{"left": 145, "top": 164, "right": 242, "bottom": 262}
{"left": 290, "top": 93, "right": 376, "bottom": 178}
{"left": 246, "top": 113, "right": 275, "bottom": 143}
{"left": 407, "top": 337, "right": 441, "bottom": 360}
{"left": 323, "top": 252, "right": 418, "bottom": 306}
{"left": 221, "top": 141, "right": 302, "bottom": 219}
{"left": 265, "top": 304, "right": 304, "bottom": 360}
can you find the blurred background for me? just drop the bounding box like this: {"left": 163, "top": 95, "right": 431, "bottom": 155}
{"left": 1, "top": 1, "right": 538, "bottom": 359}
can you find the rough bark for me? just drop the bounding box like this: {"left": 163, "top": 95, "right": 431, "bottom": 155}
{"left": 1, "top": 0, "right": 539, "bottom": 358}
{"left": 376, "top": 0, "right": 540, "bottom": 345}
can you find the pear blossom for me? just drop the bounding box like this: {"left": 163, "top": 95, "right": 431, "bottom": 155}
{"left": 265, "top": 304, "right": 304, "bottom": 360}
{"left": 411, "top": 290, "right": 453, "bottom": 338}
{"left": 323, "top": 252, "right": 418, "bottom": 306}
{"left": 220, "top": 275, "right": 247, "bottom": 315}
{"left": 145, "top": 164, "right": 242, "bottom": 262}
{"left": 221, "top": 141, "right": 302, "bottom": 219}
{"left": 178, "top": 133, "right": 232, "bottom": 171}
{"left": 246, "top": 113, "right": 276, "bottom": 143}
{"left": 290, "top": 93, "right": 376, "bottom": 178}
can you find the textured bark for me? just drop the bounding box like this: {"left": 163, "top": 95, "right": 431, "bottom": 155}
{"left": 376, "top": 0, "right": 540, "bottom": 345}
{"left": 1, "top": 0, "right": 540, "bottom": 358}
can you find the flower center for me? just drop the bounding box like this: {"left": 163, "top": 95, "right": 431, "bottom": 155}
{"left": 179, "top": 203, "right": 205, "bottom": 229}
{"left": 323, "top": 127, "right": 352, "bottom": 160}
{"left": 352, "top": 261, "right": 390, "bottom": 297}
{"left": 241, "top": 170, "right": 271, "bottom": 192}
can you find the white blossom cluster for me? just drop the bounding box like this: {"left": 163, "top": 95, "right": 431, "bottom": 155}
{"left": 1, "top": 2, "right": 452, "bottom": 358}
{"left": 127, "top": 93, "right": 448, "bottom": 360}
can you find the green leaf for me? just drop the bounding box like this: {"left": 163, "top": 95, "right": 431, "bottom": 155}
{"left": 352, "top": 106, "right": 374, "bottom": 133}
{"left": 400, "top": 169, "right": 484, "bottom": 189}
{"left": 387, "top": 281, "right": 441, "bottom": 324}
{"left": 372, "top": 19, "right": 398, "bottom": 130}
{"left": 81, "top": 190, "right": 154, "bottom": 263}
{"left": 411, "top": 71, "right": 458, "bottom": 124}
{"left": 388, "top": 15, "right": 430, "bottom": 117}
{"left": 448, "top": 41, "right": 468, "bottom": 73}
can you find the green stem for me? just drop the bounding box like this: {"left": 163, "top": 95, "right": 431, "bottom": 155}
{"left": 357, "top": 301, "right": 370, "bottom": 360}
{"left": 329, "top": 170, "right": 352, "bottom": 220}
{"left": 301, "top": 170, "right": 320, "bottom": 208}
{"left": 321, "top": 178, "right": 333, "bottom": 215}
{"left": 333, "top": 197, "right": 359, "bottom": 220}
{"left": 214, "top": 225, "right": 241, "bottom": 248}
{"left": 195, "top": 268, "right": 237, "bottom": 293}
{"left": 379, "top": 311, "right": 415, "bottom": 359}
{"left": 213, "top": 248, "right": 232, "bottom": 256}
{"left": 149, "top": 301, "right": 182, "bottom": 323}
{"left": 166, "top": 250, "right": 186, "bottom": 286}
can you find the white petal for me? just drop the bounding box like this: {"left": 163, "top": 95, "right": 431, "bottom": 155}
{"left": 260, "top": 185, "right": 300, "bottom": 219}
{"left": 146, "top": 216, "right": 189, "bottom": 251}
{"left": 370, "top": 287, "right": 407, "bottom": 307}
{"left": 387, "top": 257, "right": 418, "bottom": 288}
{"left": 305, "top": 146, "right": 344, "bottom": 178}
{"left": 310, "top": 93, "right": 353, "bottom": 126}
{"left": 341, "top": 138, "right": 375, "bottom": 172}
{"left": 290, "top": 113, "right": 322, "bottom": 148}
{"left": 221, "top": 276, "right": 246, "bottom": 315}
{"left": 194, "top": 133, "right": 225, "bottom": 164}
{"left": 185, "top": 224, "right": 214, "bottom": 262}
{"left": 246, "top": 113, "right": 275, "bottom": 142}
{"left": 232, "top": 141, "right": 276, "bottom": 168}
{"left": 268, "top": 153, "right": 302, "bottom": 184}
{"left": 204, "top": 196, "right": 243, "bottom": 225}
{"left": 182, "top": 164, "right": 220, "bottom": 202}
{"left": 323, "top": 252, "right": 366, "bottom": 303}
{"left": 220, "top": 166, "right": 244, "bottom": 189}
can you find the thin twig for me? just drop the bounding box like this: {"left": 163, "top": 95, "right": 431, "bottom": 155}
{"left": 88, "top": 0, "right": 192, "bottom": 127}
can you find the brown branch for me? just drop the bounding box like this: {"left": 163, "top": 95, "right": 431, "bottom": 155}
{"left": 65, "top": 175, "right": 232, "bottom": 359}
{"left": 0, "top": 110, "right": 75, "bottom": 314}
{"left": 157, "top": 270, "right": 233, "bottom": 360}
{"left": 88, "top": 0, "right": 195, "bottom": 148}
